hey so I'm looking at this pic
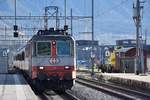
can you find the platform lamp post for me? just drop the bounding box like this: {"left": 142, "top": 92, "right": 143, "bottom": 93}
{"left": 91, "top": 0, "right": 95, "bottom": 76}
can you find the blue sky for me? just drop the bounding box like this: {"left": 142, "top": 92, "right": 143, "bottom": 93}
{"left": 0, "top": 0, "right": 150, "bottom": 44}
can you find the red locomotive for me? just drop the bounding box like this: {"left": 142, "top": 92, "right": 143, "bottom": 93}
{"left": 13, "top": 28, "right": 76, "bottom": 92}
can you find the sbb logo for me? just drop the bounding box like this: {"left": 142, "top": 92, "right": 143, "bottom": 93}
{"left": 49, "top": 57, "right": 60, "bottom": 64}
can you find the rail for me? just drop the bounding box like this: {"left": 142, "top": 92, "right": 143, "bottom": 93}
{"left": 65, "top": 90, "right": 80, "bottom": 100}
{"left": 76, "top": 77, "right": 150, "bottom": 100}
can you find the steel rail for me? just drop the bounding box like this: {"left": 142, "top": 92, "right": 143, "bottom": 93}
{"left": 76, "top": 77, "right": 150, "bottom": 100}
{"left": 77, "top": 77, "right": 150, "bottom": 98}
{"left": 65, "top": 90, "right": 80, "bottom": 100}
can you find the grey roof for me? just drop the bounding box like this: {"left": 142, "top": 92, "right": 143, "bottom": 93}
{"left": 116, "top": 47, "right": 134, "bottom": 53}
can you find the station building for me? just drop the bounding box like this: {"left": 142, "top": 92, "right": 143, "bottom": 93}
{"left": 76, "top": 40, "right": 99, "bottom": 69}
{"left": 0, "top": 33, "right": 31, "bottom": 73}
{"left": 114, "top": 39, "right": 150, "bottom": 73}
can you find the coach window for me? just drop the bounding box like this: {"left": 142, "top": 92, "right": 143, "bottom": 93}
{"left": 37, "top": 42, "right": 51, "bottom": 55}
{"left": 18, "top": 54, "right": 21, "bottom": 61}
{"left": 16, "top": 55, "right": 18, "bottom": 60}
{"left": 57, "top": 41, "right": 71, "bottom": 56}
{"left": 17, "top": 55, "right": 19, "bottom": 60}
{"left": 25, "top": 44, "right": 30, "bottom": 57}
{"left": 22, "top": 52, "right": 25, "bottom": 60}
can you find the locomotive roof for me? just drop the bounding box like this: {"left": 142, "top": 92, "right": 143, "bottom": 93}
{"left": 27, "top": 29, "right": 74, "bottom": 42}
{"left": 30, "top": 34, "right": 74, "bottom": 42}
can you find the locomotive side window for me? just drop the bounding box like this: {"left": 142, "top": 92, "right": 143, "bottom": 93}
{"left": 25, "top": 44, "right": 30, "bottom": 57}
{"left": 57, "top": 41, "right": 71, "bottom": 56}
{"left": 37, "top": 42, "right": 51, "bottom": 55}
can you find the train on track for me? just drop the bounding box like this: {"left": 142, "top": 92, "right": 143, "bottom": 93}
{"left": 13, "top": 28, "right": 76, "bottom": 92}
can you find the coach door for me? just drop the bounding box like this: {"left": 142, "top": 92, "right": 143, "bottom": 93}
{"left": 0, "top": 48, "right": 8, "bottom": 73}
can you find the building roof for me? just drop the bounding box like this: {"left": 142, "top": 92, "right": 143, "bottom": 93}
{"left": 116, "top": 47, "right": 134, "bottom": 53}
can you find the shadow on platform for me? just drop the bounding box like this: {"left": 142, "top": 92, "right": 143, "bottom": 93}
{"left": 0, "top": 74, "right": 27, "bottom": 85}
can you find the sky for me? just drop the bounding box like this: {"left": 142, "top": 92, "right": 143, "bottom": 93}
{"left": 0, "top": 0, "right": 150, "bottom": 45}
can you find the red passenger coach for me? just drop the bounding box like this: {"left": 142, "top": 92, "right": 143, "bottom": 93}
{"left": 13, "top": 29, "right": 76, "bottom": 92}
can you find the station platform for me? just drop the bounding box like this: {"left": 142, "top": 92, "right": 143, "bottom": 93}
{"left": 0, "top": 74, "right": 38, "bottom": 100}
{"left": 77, "top": 71, "right": 150, "bottom": 90}
{"left": 100, "top": 73, "right": 150, "bottom": 89}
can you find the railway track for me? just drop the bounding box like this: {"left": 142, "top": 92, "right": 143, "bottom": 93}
{"left": 76, "top": 77, "right": 150, "bottom": 100}
{"left": 65, "top": 90, "right": 80, "bottom": 100}
{"left": 22, "top": 73, "right": 80, "bottom": 100}
{"left": 38, "top": 90, "right": 80, "bottom": 100}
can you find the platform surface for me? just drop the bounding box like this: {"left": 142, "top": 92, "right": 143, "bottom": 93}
{"left": 0, "top": 74, "right": 38, "bottom": 100}
{"left": 77, "top": 71, "right": 150, "bottom": 89}
{"left": 77, "top": 69, "right": 150, "bottom": 83}
{"left": 101, "top": 73, "right": 150, "bottom": 83}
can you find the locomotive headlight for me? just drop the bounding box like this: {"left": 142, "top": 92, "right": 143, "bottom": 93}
{"left": 72, "top": 71, "right": 76, "bottom": 79}
{"left": 64, "top": 66, "right": 71, "bottom": 70}
{"left": 39, "top": 66, "right": 44, "bottom": 70}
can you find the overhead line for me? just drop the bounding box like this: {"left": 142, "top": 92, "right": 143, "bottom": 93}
{"left": 0, "top": 15, "right": 91, "bottom": 20}
{"left": 96, "top": 0, "right": 129, "bottom": 17}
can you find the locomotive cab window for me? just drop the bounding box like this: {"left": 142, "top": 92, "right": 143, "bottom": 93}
{"left": 37, "top": 42, "right": 51, "bottom": 55}
{"left": 57, "top": 41, "right": 71, "bottom": 56}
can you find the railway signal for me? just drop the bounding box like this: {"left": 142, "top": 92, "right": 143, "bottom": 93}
{"left": 13, "top": 31, "right": 18, "bottom": 37}
{"left": 13, "top": 25, "right": 18, "bottom": 37}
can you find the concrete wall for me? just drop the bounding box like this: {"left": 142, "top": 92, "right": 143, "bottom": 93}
{"left": 147, "top": 57, "right": 150, "bottom": 72}
{"left": 0, "top": 48, "right": 8, "bottom": 73}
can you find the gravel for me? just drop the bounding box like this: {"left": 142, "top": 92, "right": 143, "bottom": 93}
{"left": 71, "top": 83, "right": 122, "bottom": 100}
